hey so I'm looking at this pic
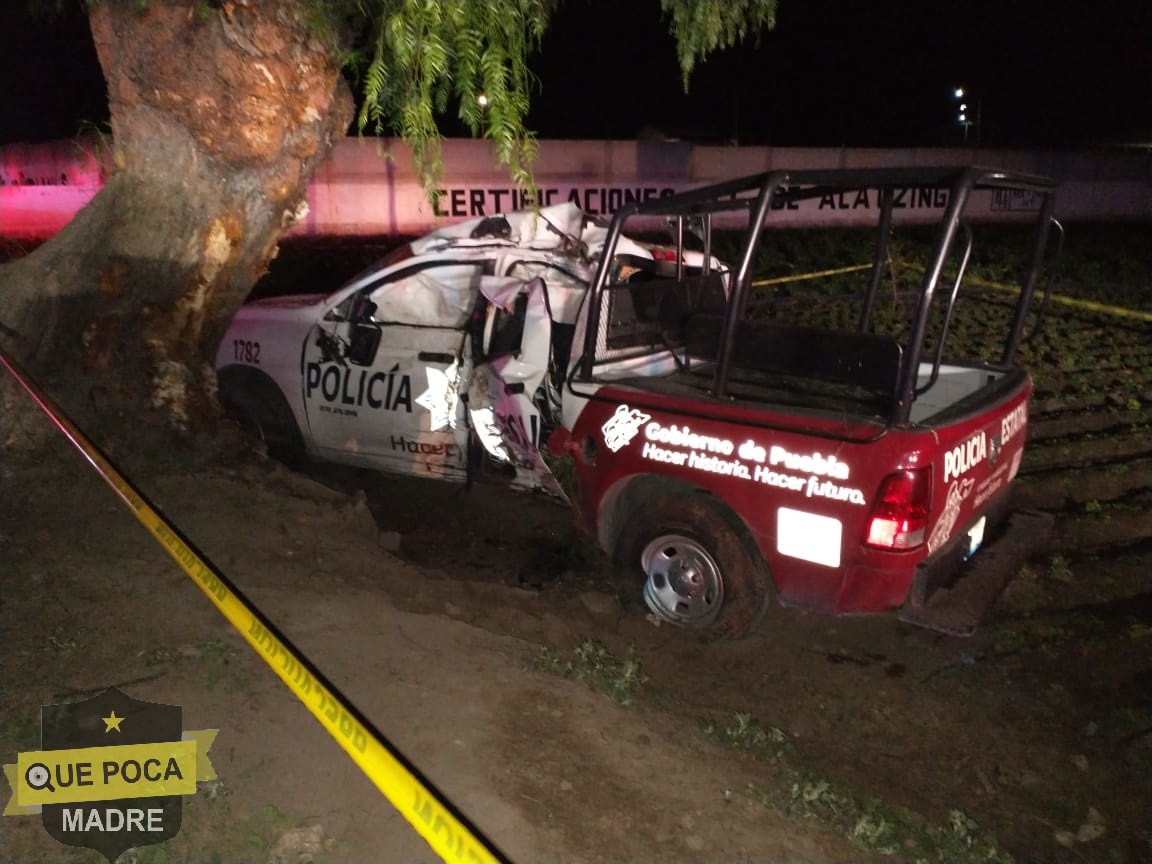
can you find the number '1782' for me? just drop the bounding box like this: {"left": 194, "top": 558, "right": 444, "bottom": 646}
{"left": 233, "top": 339, "right": 260, "bottom": 364}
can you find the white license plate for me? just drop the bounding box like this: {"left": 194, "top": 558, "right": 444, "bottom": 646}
{"left": 965, "top": 516, "right": 987, "bottom": 560}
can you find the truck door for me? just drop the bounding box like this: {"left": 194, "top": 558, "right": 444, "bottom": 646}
{"left": 302, "top": 262, "right": 485, "bottom": 480}
{"left": 467, "top": 275, "right": 568, "bottom": 498}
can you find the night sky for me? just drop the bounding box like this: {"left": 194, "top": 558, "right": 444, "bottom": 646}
{"left": 2, "top": 1, "right": 1149, "bottom": 149}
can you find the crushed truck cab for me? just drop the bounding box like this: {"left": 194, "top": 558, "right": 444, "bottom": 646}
{"left": 218, "top": 166, "right": 1059, "bottom": 639}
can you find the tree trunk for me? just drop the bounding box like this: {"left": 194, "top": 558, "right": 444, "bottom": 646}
{"left": 0, "top": 0, "right": 352, "bottom": 435}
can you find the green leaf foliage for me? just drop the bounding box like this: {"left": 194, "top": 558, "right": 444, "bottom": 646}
{"left": 660, "top": 0, "right": 778, "bottom": 90}
{"left": 350, "top": 0, "right": 548, "bottom": 198}
{"left": 349, "top": 0, "right": 777, "bottom": 196}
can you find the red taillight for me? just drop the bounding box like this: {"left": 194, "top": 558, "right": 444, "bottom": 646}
{"left": 866, "top": 468, "right": 932, "bottom": 550}
{"left": 650, "top": 248, "right": 678, "bottom": 261}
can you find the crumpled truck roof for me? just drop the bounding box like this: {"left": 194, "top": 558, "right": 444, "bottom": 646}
{"left": 411, "top": 202, "right": 601, "bottom": 254}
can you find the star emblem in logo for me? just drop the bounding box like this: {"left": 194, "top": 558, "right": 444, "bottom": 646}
{"left": 415, "top": 363, "right": 460, "bottom": 431}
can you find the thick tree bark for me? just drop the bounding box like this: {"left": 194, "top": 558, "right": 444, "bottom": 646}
{"left": 0, "top": 0, "right": 352, "bottom": 434}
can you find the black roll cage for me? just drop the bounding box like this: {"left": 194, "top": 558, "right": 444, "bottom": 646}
{"left": 577, "top": 166, "right": 1058, "bottom": 425}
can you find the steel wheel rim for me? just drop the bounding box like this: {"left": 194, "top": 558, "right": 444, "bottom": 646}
{"left": 639, "top": 533, "right": 723, "bottom": 626}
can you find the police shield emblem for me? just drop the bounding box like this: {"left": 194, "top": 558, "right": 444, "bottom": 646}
{"left": 39, "top": 687, "right": 183, "bottom": 863}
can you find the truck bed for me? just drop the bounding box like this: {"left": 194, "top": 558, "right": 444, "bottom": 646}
{"left": 616, "top": 364, "right": 893, "bottom": 420}
{"left": 600, "top": 313, "right": 1023, "bottom": 429}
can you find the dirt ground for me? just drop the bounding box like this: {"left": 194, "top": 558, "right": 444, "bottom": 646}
{"left": 1, "top": 386, "right": 1149, "bottom": 864}
{"left": 3, "top": 234, "right": 1150, "bottom": 864}
{"left": 2, "top": 416, "right": 891, "bottom": 864}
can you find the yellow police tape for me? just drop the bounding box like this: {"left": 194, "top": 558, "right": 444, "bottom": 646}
{"left": 964, "top": 273, "right": 1152, "bottom": 323}
{"left": 751, "top": 262, "right": 872, "bottom": 287}
{"left": 753, "top": 262, "right": 1152, "bottom": 323}
{"left": 0, "top": 348, "right": 508, "bottom": 864}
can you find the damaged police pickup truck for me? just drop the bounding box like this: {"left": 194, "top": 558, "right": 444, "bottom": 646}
{"left": 217, "top": 166, "right": 1060, "bottom": 639}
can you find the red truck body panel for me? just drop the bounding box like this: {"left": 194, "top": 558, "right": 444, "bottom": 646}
{"left": 563, "top": 376, "right": 1031, "bottom": 615}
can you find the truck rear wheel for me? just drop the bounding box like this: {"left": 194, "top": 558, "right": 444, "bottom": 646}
{"left": 613, "top": 495, "right": 771, "bottom": 639}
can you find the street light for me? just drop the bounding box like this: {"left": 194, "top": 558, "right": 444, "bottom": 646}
{"left": 952, "top": 86, "right": 981, "bottom": 145}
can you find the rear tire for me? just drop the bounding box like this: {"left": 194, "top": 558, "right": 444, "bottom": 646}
{"left": 613, "top": 493, "right": 771, "bottom": 639}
